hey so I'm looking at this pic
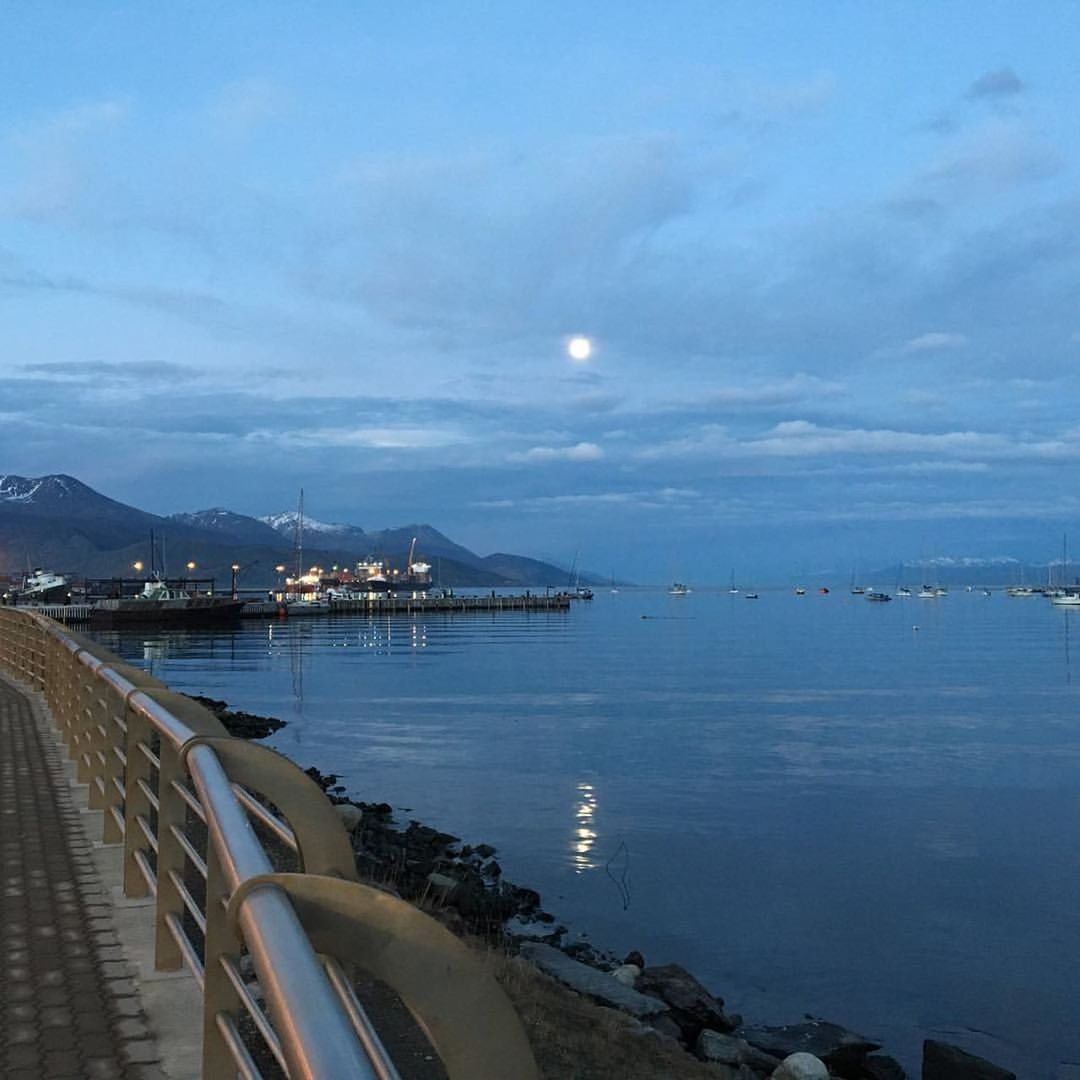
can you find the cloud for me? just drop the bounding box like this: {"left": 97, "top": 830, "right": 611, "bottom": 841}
{"left": 697, "top": 374, "right": 844, "bottom": 408}
{"left": 510, "top": 442, "right": 604, "bottom": 463}
{"left": 473, "top": 486, "right": 699, "bottom": 511}
{"left": 16, "top": 361, "right": 202, "bottom": 382}
{"left": 3, "top": 98, "right": 130, "bottom": 220}
{"left": 745, "top": 420, "right": 1069, "bottom": 460}
{"left": 208, "top": 79, "right": 291, "bottom": 136}
{"left": 243, "top": 425, "right": 465, "bottom": 451}
{"left": 920, "top": 121, "right": 1063, "bottom": 191}
{"left": 966, "top": 68, "right": 1025, "bottom": 100}
{"left": 899, "top": 331, "right": 968, "bottom": 353}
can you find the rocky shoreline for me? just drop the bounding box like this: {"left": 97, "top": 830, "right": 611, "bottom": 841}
{"left": 194, "top": 695, "right": 1019, "bottom": 1080}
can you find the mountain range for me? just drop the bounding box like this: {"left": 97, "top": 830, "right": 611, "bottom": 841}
{"left": 0, "top": 474, "right": 588, "bottom": 588}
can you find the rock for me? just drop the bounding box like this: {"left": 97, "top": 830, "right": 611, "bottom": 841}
{"left": 698, "top": 1031, "right": 744, "bottom": 1066}
{"left": 638, "top": 963, "right": 737, "bottom": 1038}
{"left": 864, "top": 1054, "right": 907, "bottom": 1079}
{"left": 624, "top": 949, "right": 645, "bottom": 967}
{"left": 335, "top": 804, "right": 362, "bottom": 832}
{"left": 697, "top": 1029, "right": 782, "bottom": 1072}
{"left": 738, "top": 1019, "right": 879, "bottom": 1078}
{"left": 425, "top": 871, "right": 458, "bottom": 895}
{"left": 650, "top": 1014, "right": 685, "bottom": 1043}
{"left": 922, "top": 1039, "right": 1015, "bottom": 1080}
{"left": 519, "top": 942, "right": 669, "bottom": 1019}
{"left": 504, "top": 916, "right": 565, "bottom": 945}
{"left": 772, "top": 1052, "right": 829, "bottom": 1080}
{"left": 610, "top": 963, "right": 641, "bottom": 987}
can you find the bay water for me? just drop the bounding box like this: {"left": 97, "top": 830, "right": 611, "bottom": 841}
{"left": 89, "top": 589, "right": 1080, "bottom": 1076}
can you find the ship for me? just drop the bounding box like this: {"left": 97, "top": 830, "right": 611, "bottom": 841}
{"left": 20, "top": 569, "right": 72, "bottom": 604}
{"left": 90, "top": 579, "right": 246, "bottom": 626}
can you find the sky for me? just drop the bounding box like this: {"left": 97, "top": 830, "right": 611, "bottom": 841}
{"left": 2, "top": 2, "right": 1079, "bottom": 582}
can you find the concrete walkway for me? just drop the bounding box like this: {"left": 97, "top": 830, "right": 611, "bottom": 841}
{"left": 0, "top": 676, "right": 168, "bottom": 1079}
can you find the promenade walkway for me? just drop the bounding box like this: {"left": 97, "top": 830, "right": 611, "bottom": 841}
{"left": 0, "top": 676, "right": 165, "bottom": 1079}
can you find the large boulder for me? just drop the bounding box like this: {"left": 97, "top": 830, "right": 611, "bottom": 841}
{"left": 519, "top": 943, "right": 670, "bottom": 1020}
{"left": 697, "top": 1029, "right": 781, "bottom": 1072}
{"left": 772, "top": 1052, "right": 829, "bottom": 1080}
{"left": 738, "top": 1019, "right": 880, "bottom": 1078}
{"left": 637, "top": 963, "right": 739, "bottom": 1038}
{"left": 922, "top": 1039, "right": 1015, "bottom": 1080}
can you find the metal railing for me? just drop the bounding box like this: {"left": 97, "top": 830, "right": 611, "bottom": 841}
{"left": 0, "top": 607, "right": 539, "bottom": 1080}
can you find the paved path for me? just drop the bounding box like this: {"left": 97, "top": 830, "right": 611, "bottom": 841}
{"left": 0, "top": 677, "right": 164, "bottom": 1079}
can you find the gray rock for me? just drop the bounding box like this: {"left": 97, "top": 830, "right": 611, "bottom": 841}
{"left": 697, "top": 1030, "right": 745, "bottom": 1065}
{"left": 335, "top": 803, "right": 362, "bottom": 832}
{"left": 772, "top": 1052, "right": 829, "bottom": 1080}
{"left": 738, "top": 1019, "right": 879, "bottom": 1076}
{"left": 638, "top": 962, "right": 737, "bottom": 1035}
{"left": 650, "top": 1014, "right": 685, "bottom": 1043}
{"left": 503, "top": 915, "right": 564, "bottom": 943}
{"left": 922, "top": 1039, "right": 1016, "bottom": 1080}
{"left": 610, "top": 963, "right": 641, "bottom": 987}
{"left": 519, "top": 942, "right": 669, "bottom": 1019}
{"left": 697, "top": 1029, "right": 781, "bottom": 1072}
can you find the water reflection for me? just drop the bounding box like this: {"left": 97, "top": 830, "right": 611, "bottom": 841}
{"left": 572, "top": 780, "right": 598, "bottom": 873}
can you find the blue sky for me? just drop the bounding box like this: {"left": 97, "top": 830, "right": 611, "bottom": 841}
{"left": 2, "top": 2, "right": 1079, "bottom": 581}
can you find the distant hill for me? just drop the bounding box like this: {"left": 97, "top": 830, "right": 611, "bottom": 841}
{"left": 0, "top": 473, "right": 580, "bottom": 588}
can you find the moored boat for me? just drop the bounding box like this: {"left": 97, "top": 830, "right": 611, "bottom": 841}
{"left": 669, "top": 582, "right": 690, "bottom": 596}
{"left": 865, "top": 591, "right": 892, "bottom": 602}
{"left": 90, "top": 579, "right": 246, "bottom": 626}
{"left": 20, "top": 569, "right": 71, "bottom": 604}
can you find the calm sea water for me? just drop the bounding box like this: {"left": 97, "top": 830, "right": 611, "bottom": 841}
{"left": 90, "top": 589, "right": 1080, "bottom": 1076}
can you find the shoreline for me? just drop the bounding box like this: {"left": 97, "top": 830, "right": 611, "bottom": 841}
{"left": 192, "top": 694, "right": 1018, "bottom": 1080}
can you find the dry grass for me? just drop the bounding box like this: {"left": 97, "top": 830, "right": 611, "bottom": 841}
{"left": 487, "top": 951, "right": 736, "bottom": 1080}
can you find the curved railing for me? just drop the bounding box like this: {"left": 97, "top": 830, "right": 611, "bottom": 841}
{"left": 0, "top": 607, "right": 539, "bottom": 1080}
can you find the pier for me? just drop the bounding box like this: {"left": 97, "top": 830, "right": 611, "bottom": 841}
{"left": 9, "top": 592, "right": 572, "bottom": 626}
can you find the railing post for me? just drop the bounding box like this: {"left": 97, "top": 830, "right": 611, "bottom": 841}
{"left": 123, "top": 704, "right": 154, "bottom": 899}
{"left": 154, "top": 738, "right": 187, "bottom": 971}
{"left": 100, "top": 704, "right": 126, "bottom": 844}
{"left": 202, "top": 846, "right": 245, "bottom": 1079}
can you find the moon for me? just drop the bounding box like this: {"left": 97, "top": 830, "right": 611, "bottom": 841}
{"left": 567, "top": 335, "right": 593, "bottom": 362}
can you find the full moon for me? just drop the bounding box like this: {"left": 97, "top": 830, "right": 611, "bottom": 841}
{"left": 567, "top": 336, "right": 593, "bottom": 362}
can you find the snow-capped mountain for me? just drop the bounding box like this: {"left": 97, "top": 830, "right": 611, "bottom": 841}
{"left": 170, "top": 508, "right": 285, "bottom": 547}
{"left": 260, "top": 511, "right": 355, "bottom": 537}
{"left": 1, "top": 474, "right": 91, "bottom": 505}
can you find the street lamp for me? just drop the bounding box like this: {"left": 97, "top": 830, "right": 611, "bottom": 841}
{"left": 133, "top": 561, "right": 143, "bottom": 573}
{"left": 274, "top": 565, "right": 285, "bottom": 601}
{"left": 231, "top": 563, "right": 240, "bottom": 600}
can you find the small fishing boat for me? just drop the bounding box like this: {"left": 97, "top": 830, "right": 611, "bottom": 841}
{"left": 669, "top": 583, "right": 690, "bottom": 596}
{"left": 865, "top": 591, "right": 892, "bottom": 602}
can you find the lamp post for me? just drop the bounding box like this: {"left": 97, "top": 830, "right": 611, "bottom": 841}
{"left": 186, "top": 561, "right": 196, "bottom": 592}
{"left": 274, "top": 564, "right": 285, "bottom": 601}
{"left": 231, "top": 563, "right": 240, "bottom": 601}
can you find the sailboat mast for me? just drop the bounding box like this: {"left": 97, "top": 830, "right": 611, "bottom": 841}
{"left": 294, "top": 488, "right": 305, "bottom": 580}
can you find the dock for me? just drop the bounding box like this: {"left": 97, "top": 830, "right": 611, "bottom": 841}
{"left": 11, "top": 592, "right": 572, "bottom": 626}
